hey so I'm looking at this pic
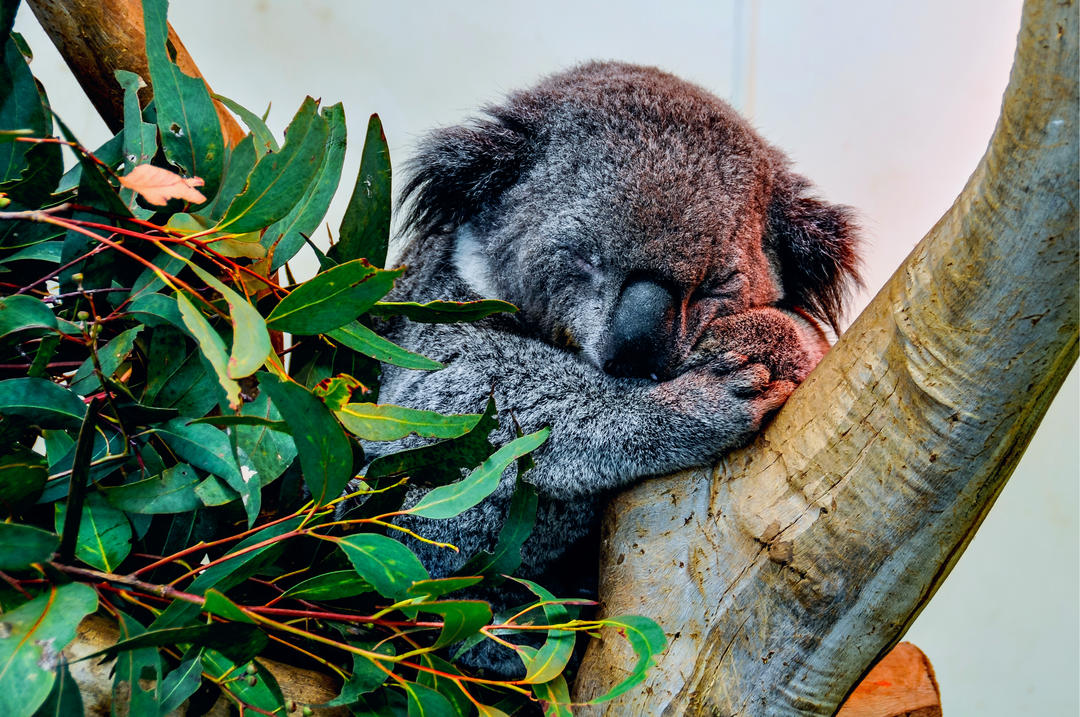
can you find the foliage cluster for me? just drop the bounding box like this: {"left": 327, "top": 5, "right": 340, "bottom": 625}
{"left": 0, "top": 0, "right": 663, "bottom": 714}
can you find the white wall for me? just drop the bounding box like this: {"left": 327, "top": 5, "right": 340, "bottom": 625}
{"left": 14, "top": 1, "right": 1077, "bottom": 713}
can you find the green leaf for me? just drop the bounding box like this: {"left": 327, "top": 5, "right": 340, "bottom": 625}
{"left": 265, "top": 260, "right": 403, "bottom": 335}
{"left": 0, "top": 32, "right": 59, "bottom": 199}
{"left": 332, "top": 113, "right": 391, "bottom": 267}
{"left": 0, "top": 295, "right": 56, "bottom": 340}
{"left": 158, "top": 653, "right": 203, "bottom": 715}
{"left": 128, "top": 243, "right": 192, "bottom": 304}
{"left": 368, "top": 299, "right": 517, "bottom": 323}
{"left": 366, "top": 398, "right": 498, "bottom": 488}
{"left": 101, "top": 463, "right": 201, "bottom": 514}
{"left": 313, "top": 373, "right": 363, "bottom": 411}
{"left": 0, "top": 522, "right": 58, "bottom": 570}
{"left": 68, "top": 325, "right": 142, "bottom": 396}
{"left": 0, "top": 446, "right": 47, "bottom": 510}
{"left": 33, "top": 657, "right": 83, "bottom": 717}
{"left": 93, "top": 622, "right": 267, "bottom": 667}
{"left": 114, "top": 70, "right": 157, "bottom": 172}
{"left": 201, "top": 651, "right": 285, "bottom": 714}
{"left": 111, "top": 610, "right": 162, "bottom": 717}
{"left": 143, "top": 0, "right": 224, "bottom": 200}
{"left": 186, "top": 262, "right": 272, "bottom": 379}
{"left": 584, "top": 616, "right": 667, "bottom": 704}
{"left": 175, "top": 289, "right": 242, "bottom": 410}
{"left": 404, "top": 681, "right": 456, "bottom": 717}
{"left": 257, "top": 373, "right": 353, "bottom": 506}
{"left": 140, "top": 326, "right": 219, "bottom": 415}
{"left": 410, "top": 429, "right": 549, "bottom": 520}
{"left": 406, "top": 576, "right": 483, "bottom": 599}
{"left": 336, "top": 403, "right": 481, "bottom": 442}
{"left": 0, "top": 241, "right": 63, "bottom": 265}
{"left": 0, "top": 583, "right": 97, "bottom": 717}
{"left": 404, "top": 600, "right": 491, "bottom": 649}
{"left": 215, "top": 96, "right": 328, "bottom": 233}
{"left": 154, "top": 519, "right": 304, "bottom": 633}
{"left": 265, "top": 102, "right": 347, "bottom": 271}
{"left": 532, "top": 674, "right": 572, "bottom": 717}
{"left": 201, "top": 133, "right": 257, "bottom": 221}
{"left": 327, "top": 321, "right": 444, "bottom": 370}
{"left": 212, "top": 93, "right": 279, "bottom": 156}
{"left": 461, "top": 476, "right": 538, "bottom": 577}
{"left": 279, "top": 570, "right": 371, "bottom": 601}
{"left": 127, "top": 292, "right": 186, "bottom": 331}
{"left": 203, "top": 588, "right": 255, "bottom": 623}
{"left": 322, "top": 642, "right": 394, "bottom": 706}
{"left": 414, "top": 654, "right": 472, "bottom": 717}
{"left": 235, "top": 391, "right": 298, "bottom": 486}
{"left": 336, "top": 533, "right": 429, "bottom": 600}
{"left": 512, "top": 579, "right": 576, "bottom": 685}
{"left": 54, "top": 493, "right": 132, "bottom": 572}
{"left": 154, "top": 418, "right": 259, "bottom": 526}
{"left": 476, "top": 705, "right": 511, "bottom": 717}
{"left": 0, "top": 378, "right": 86, "bottom": 428}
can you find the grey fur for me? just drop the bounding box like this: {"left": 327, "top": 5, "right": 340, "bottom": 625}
{"left": 371, "top": 62, "right": 860, "bottom": 673}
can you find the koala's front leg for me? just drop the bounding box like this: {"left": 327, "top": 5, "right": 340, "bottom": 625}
{"left": 378, "top": 317, "right": 820, "bottom": 503}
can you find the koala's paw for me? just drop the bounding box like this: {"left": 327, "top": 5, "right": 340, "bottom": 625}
{"left": 680, "top": 307, "right": 829, "bottom": 384}
{"left": 661, "top": 359, "right": 796, "bottom": 451}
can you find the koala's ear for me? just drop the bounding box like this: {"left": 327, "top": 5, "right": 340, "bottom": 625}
{"left": 399, "top": 107, "right": 537, "bottom": 237}
{"left": 768, "top": 170, "right": 861, "bottom": 333}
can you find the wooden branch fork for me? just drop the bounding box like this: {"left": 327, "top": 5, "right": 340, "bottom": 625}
{"left": 24, "top": 0, "right": 1076, "bottom": 714}
{"left": 574, "top": 0, "right": 1077, "bottom": 713}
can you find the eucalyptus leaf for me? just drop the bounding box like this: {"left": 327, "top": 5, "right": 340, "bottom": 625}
{"left": 336, "top": 533, "right": 429, "bottom": 600}
{"left": 143, "top": 0, "right": 223, "bottom": 199}
{"left": 0, "top": 377, "right": 86, "bottom": 428}
{"left": 336, "top": 403, "right": 481, "bottom": 442}
{"left": 53, "top": 493, "right": 132, "bottom": 572}
{"left": 331, "top": 113, "right": 390, "bottom": 267}
{"left": 0, "top": 522, "right": 58, "bottom": 570}
{"left": 0, "top": 583, "right": 97, "bottom": 716}
{"left": 266, "top": 260, "right": 403, "bottom": 335}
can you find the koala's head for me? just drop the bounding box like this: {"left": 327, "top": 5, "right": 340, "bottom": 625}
{"left": 400, "top": 62, "right": 860, "bottom": 380}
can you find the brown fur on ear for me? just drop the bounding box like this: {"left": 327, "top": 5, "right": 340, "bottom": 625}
{"left": 768, "top": 168, "right": 862, "bottom": 333}
{"left": 398, "top": 106, "right": 541, "bottom": 238}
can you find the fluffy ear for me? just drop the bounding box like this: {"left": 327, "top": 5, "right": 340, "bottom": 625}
{"left": 768, "top": 169, "right": 861, "bottom": 333}
{"left": 399, "top": 106, "right": 538, "bottom": 238}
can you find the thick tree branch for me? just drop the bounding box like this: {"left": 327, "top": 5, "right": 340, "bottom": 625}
{"left": 25, "top": 0, "right": 244, "bottom": 145}
{"left": 574, "top": 0, "right": 1078, "bottom": 713}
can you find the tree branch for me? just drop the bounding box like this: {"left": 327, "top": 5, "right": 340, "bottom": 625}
{"left": 25, "top": 0, "right": 244, "bottom": 146}
{"left": 574, "top": 0, "right": 1078, "bottom": 713}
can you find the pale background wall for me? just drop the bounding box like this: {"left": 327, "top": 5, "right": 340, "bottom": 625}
{"left": 13, "top": 1, "right": 1078, "bottom": 713}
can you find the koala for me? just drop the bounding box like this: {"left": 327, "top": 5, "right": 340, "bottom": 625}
{"left": 370, "top": 61, "right": 858, "bottom": 672}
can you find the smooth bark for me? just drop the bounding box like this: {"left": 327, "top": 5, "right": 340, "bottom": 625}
{"left": 573, "top": 0, "right": 1078, "bottom": 713}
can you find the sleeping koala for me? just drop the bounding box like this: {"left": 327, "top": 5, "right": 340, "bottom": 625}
{"left": 372, "top": 61, "right": 858, "bottom": 666}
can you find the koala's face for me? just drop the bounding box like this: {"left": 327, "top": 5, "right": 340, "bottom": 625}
{"left": 404, "top": 62, "right": 858, "bottom": 379}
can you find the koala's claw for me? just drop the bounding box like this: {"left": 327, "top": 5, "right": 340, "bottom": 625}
{"left": 728, "top": 363, "right": 772, "bottom": 397}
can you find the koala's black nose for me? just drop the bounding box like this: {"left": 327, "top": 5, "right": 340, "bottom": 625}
{"left": 602, "top": 278, "right": 674, "bottom": 379}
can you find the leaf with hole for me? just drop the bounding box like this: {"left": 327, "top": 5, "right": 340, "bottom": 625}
{"left": 143, "top": 0, "right": 223, "bottom": 200}
{"left": 0, "top": 584, "right": 97, "bottom": 717}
